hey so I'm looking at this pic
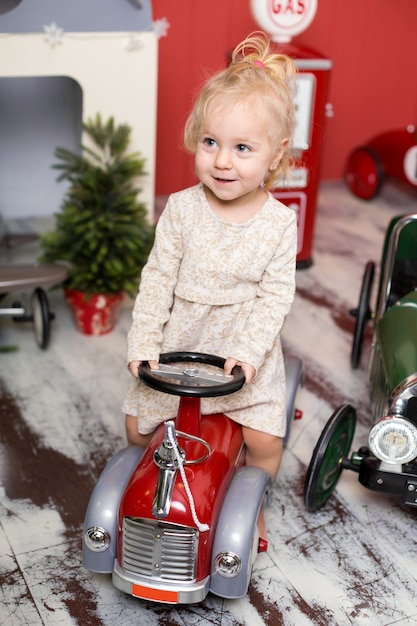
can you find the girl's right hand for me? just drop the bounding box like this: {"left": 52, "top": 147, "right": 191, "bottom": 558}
{"left": 128, "top": 360, "right": 141, "bottom": 378}
{"left": 128, "top": 360, "right": 159, "bottom": 378}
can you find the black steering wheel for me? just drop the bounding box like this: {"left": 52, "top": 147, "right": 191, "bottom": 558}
{"left": 139, "top": 351, "right": 245, "bottom": 398}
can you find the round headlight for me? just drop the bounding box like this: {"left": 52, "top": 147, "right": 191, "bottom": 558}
{"left": 369, "top": 416, "right": 417, "bottom": 464}
{"left": 214, "top": 552, "right": 242, "bottom": 577}
{"left": 84, "top": 526, "right": 111, "bottom": 552}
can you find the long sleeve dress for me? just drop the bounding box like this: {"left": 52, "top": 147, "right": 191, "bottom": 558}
{"left": 122, "top": 183, "right": 297, "bottom": 437}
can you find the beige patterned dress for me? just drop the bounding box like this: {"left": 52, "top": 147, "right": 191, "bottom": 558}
{"left": 122, "top": 183, "right": 297, "bottom": 437}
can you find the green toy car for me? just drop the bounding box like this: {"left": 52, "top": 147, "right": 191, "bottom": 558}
{"left": 304, "top": 213, "right": 417, "bottom": 511}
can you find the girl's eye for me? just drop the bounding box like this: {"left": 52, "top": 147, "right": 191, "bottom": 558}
{"left": 237, "top": 144, "right": 250, "bottom": 153}
{"left": 203, "top": 137, "right": 216, "bottom": 147}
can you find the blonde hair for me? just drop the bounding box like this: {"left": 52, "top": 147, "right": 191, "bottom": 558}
{"left": 184, "top": 31, "right": 297, "bottom": 189}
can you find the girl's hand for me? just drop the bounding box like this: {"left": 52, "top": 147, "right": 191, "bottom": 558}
{"left": 128, "top": 360, "right": 141, "bottom": 378}
{"left": 224, "top": 357, "right": 255, "bottom": 384}
{"left": 128, "top": 360, "right": 159, "bottom": 378}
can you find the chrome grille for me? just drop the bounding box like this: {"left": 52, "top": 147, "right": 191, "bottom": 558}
{"left": 122, "top": 517, "right": 198, "bottom": 582}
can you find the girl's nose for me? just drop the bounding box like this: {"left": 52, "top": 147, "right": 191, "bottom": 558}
{"left": 214, "top": 148, "right": 232, "bottom": 169}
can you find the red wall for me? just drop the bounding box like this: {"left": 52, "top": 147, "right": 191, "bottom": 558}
{"left": 152, "top": 0, "right": 417, "bottom": 196}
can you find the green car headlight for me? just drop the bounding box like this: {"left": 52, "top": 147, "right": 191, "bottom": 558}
{"left": 369, "top": 416, "right": 417, "bottom": 464}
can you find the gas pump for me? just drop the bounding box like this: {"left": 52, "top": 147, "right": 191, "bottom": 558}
{"left": 251, "top": 0, "right": 332, "bottom": 267}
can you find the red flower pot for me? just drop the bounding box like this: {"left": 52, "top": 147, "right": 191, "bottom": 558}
{"left": 65, "top": 289, "right": 124, "bottom": 335}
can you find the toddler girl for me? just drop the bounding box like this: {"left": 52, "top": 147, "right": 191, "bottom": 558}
{"left": 123, "top": 31, "right": 298, "bottom": 538}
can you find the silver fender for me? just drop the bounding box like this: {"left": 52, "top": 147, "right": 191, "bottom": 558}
{"left": 82, "top": 445, "right": 145, "bottom": 573}
{"left": 209, "top": 466, "right": 270, "bottom": 599}
{"left": 284, "top": 354, "right": 303, "bottom": 445}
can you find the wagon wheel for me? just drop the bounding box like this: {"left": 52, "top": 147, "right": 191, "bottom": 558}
{"left": 304, "top": 405, "right": 356, "bottom": 512}
{"left": 345, "top": 146, "right": 384, "bottom": 200}
{"left": 350, "top": 261, "right": 375, "bottom": 369}
{"left": 31, "top": 288, "right": 51, "bottom": 349}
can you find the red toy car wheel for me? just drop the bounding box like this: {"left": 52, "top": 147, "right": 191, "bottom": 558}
{"left": 345, "top": 146, "right": 384, "bottom": 200}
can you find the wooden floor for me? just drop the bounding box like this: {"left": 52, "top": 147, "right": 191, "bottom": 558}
{"left": 1, "top": 181, "right": 417, "bottom": 625}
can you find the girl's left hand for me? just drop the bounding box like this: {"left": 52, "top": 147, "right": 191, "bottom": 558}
{"left": 224, "top": 357, "right": 255, "bottom": 384}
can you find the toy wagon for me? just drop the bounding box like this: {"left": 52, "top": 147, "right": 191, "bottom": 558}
{"left": 304, "top": 213, "right": 417, "bottom": 512}
{"left": 0, "top": 263, "right": 67, "bottom": 349}
{"left": 83, "top": 351, "right": 302, "bottom": 604}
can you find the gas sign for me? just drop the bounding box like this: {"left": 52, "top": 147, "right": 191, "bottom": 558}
{"left": 251, "top": 0, "right": 317, "bottom": 42}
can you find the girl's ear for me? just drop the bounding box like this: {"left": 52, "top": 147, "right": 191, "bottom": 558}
{"left": 270, "top": 138, "right": 289, "bottom": 171}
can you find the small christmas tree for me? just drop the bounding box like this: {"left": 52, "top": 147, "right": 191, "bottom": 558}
{"left": 39, "top": 114, "right": 154, "bottom": 297}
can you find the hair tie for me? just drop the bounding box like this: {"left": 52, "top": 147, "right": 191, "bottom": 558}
{"left": 254, "top": 59, "right": 264, "bottom": 68}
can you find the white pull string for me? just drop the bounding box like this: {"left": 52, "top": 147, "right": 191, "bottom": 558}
{"left": 166, "top": 421, "right": 210, "bottom": 533}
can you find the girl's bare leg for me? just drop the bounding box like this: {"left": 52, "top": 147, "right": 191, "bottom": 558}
{"left": 125, "top": 414, "right": 153, "bottom": 447}
{"left": 241, "top": 426, "right": 284, "bottom": 540}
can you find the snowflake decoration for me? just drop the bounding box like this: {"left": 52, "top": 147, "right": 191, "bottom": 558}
{"left": 43, "top": 22, "right": 64, "bottom": 48}
{"left": 153, "top": 17, "right": 170, "bottom": 39}
{"left": 126, "top": 34, "right": 144, "bottom": 52}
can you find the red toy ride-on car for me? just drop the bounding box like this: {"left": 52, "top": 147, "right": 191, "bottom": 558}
{"left": 345, "top": 125, "right": 417, "bottom": 200}
{"left": 83, "top": 351, "right": 303, "bottom": 604}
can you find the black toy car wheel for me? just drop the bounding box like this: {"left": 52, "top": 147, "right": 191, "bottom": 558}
{"left": 31, "top": 288, "right": 50, "bottom": 349}
{"left": 304, "top": 404, "right": 356, "bottom": 512}
{"left": 139, "top": 352, "right": 246, "bottom": 397}
{"left": 350, "top": 261, "right": 375, "bottom": 369}
{"left": 345, "top": 146, "right": 384, "bottom": 200}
